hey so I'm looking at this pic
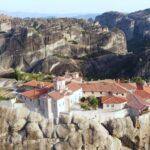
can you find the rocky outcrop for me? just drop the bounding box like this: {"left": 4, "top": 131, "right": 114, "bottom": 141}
{"left": 0, "top": 11, "right": 149, "bottom": 79}
{"left": 0, "top": 16, "right": 127, "bottom": 72}
{"left": 29, "top": 49, "right": 150, "bottom": 79}
{"left": 95, "top": 9, "right": 150, "bottom": 42}
{"left": 95, "top": 9, "right": 150, "bottom": 56}
{"left": 0, "top": 107, "right": 149, "bottom": 150}
{"left": 26, "top": 122, "right": 44, "bottom": 140}
{"left": 103, "top": 114, "right": 150, "bottom": 150}
{"left": 95, "top": 11, "right": 135, "bottom": 41}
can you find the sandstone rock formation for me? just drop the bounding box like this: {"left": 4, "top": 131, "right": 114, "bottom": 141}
{"left": 95, "top": 9, "right": 150, "bottom": 41}
{"left": 0, "top": 10, "right": 149, "bottom": 79}
{"left": 95, "top": 9, "right": 150, "bottom": 53}
{"left": 0, "top": 16, "right": 127, "bottom": 72}
{"left": 0, "top": 107, "right": 149, "bottom": 150}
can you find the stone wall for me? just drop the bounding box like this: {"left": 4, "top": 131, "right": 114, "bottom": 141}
{"left": 71, "top": 108, "right": 129, "bottom": 123}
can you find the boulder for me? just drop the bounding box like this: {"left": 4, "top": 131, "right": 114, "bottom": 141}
{"left": 78, "top": 120, "right": 89, "bottom": 130}
{"left": 106, "top": 136, "right": 122, "bottom": 150}
{"left": 104, "top": 117, "right": 135, "bottom": 138}
{"left": 19, "top": 130, "right": 27, "bottom": 141}
{"left": 72, "top": 115, "right": 89, "bottom": 130}
{"left": 82, "top": 122, "right": 109, "bottom": 148}
{"left": 28, "top": 112, "right": 43, "bottom": 123}
{"left": 11, "top": 119, "right": 26, "bottom": 132}
{"left": 56, "top": 124, "right": 70, "bottom": 139}
{"left": 54, "top": 142, "right": 72, "bottom": 150}
{"left": 39, "top": 119, "right": 53, "bottom": 138}
{"left": 68, "top": 124, "right": 76, "bottom": 134}
{"left": 59, "top": 114, "right": 72, "bottom": 124}
{"left": 26, "top": 122, "right": 43, "bottom": 140}
{"left": 16, "top": 107, "right": 30, "bottom": 119}
{"left": 0, "top": 119, "right": 9, "bottom": 136}
{"left": 10, "top": 132, "right": 22, "bottom": 144}
{"left": 68, "top": 132, "right": 83, "bottom": 150}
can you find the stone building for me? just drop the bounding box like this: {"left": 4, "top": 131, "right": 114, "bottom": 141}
{"left": 18, "top": 72, "right": 82, "bottom": 120}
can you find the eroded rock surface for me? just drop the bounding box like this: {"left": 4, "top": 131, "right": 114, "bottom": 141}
{"left": 0, "top": 107, "right": 149, "bottom": 150}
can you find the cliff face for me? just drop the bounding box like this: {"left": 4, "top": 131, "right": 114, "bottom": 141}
{"left": 0, "top": 16, "right": 127, "bottom": 72}
{"left": 0, "top": 10, "right": 149, "bottom": 79}
{"left": 135, "top": 49, "right": 150, "bottom": 78}
{"left": 95, "top": 9, "right": 150, "bottom": 41}
{"left": 0, "top": 107, "right": 149, "bottom": 150}
{"left": 95, "top": 12, "right": 135, "bottom": 41}
{"left": 95, "top": 9, "right": 150, "bottom": 53}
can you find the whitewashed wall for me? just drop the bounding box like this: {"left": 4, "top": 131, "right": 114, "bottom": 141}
{"left": 83, "top": 91, "right": 126, "bottom": 98}
{"left": 55, "top": 80, "right": 66, "bottom": 91}
{"left": 103, "top": 102, "right": 127, "bottom": 111}
{"left": 70, "top": 89, "right": 83, "bottom": 106}
{"left": 71, "top": 108, "right": 129, "bottom": 123}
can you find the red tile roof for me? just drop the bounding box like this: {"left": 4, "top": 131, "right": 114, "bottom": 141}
{"left": 48, "top": 91, "right": 64, "bottom": 100}
{"left": 144, "top": 87, "right": 150, "bottom": 94}
{"left": 21, "top": 89, "right": 49, "bottom": 100}
{"left": 67, "top": 82, "right": 81, "bottom": 92}
{"left": 23, "top": 80, "right": 53, "bottom": 88}
{"left": 102, "top": 96, "right": 127, "bottom": 104}
{"left": 118, "top": 83, "right": 136, "bottom": 91}
{"left": 127, "top": 94, "right": 150, "bottom": 111}
{"left": 134, "top": 90, "right": 150, "bottom": 100}
{"left": 48, "top": 82, "right": 81, "bottom": 101}
{"left": 81, "top": 82, "right": 126, "bottom": 94}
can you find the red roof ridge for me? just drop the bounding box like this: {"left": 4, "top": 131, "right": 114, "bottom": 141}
{"left": 23, "top": 80, "right": 53, "bottom": 88}
{"left": 21, "top": 88, "right": 49, "bottom": 100}
{"left": 102, "top": 96, "right": 127, "bottom": 104}
{"left": 134, "top": 90, "right": 150, "bottom": 100}
{"left": 127, "top": 93, "right": 150, "bottom": 110}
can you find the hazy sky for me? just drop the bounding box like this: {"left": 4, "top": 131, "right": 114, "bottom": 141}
{"left": 0, "top": 0, "right": 150, "bottom": 14}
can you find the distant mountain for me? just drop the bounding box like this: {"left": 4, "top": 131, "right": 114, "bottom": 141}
{"left": 71, "top": 14, "right": 99, "bottom": 20}
{"left": 4, "top": 12, "right": 54, "bottom": 18}
{"left": 0, "top": 11, "right": 99, "bottom": 20}
{"left": 95, "top": 8, "right": 150, "bottom": 53}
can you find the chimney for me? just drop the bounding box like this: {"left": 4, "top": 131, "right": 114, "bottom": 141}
{"left": 136, "top": 83, "right": 144, "bottom": 90}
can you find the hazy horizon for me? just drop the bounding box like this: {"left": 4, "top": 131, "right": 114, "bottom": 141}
{"left": 0, "top": 0, "right": 149, "bottom": 17}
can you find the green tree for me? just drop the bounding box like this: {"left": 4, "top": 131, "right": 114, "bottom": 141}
{"left": 89, "top": 97, "right": 99, "bottom": 109}
{"left": 133, "top": 77, "right": 145, "bottom": 85}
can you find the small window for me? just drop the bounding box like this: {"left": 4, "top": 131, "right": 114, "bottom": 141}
{"left": 108, "top": 91, "right": 112, "bottom": 96}
{"left": 116, "top": 93, "right": 118, "bottom": 95}
{"left": 112, "top": 104, "right": 114, "bottom": 107}
{"left": 92, "top": 91, "right": 94, "bottom": 94}
{"left": 100, "top": 91, "right": 102, "bottom": 94}
{"left": 107, "top": 104, "right": 109, "bottom": 107}
{"left": 122, "top": 94, "right": 124, "bottom": 96}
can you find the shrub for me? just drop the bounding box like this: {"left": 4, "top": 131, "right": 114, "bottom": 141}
{"left": 0, "top": 96, "right": 10, "bottom": 101}
{"left": 13, "top": 69, "right": 52, "bottom": 82}
{"left": 80, "top": 97, "right": 86, "bottom": 102}
{"left": 81, "top": 104, "right": 90, "bottom": 110}
{"left": 89, "top": 97, "right": 99, "bottom": 109}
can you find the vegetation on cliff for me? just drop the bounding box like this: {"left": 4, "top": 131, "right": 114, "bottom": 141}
{"left": 14, "top": 69, "right": 52, "bottom": 82}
